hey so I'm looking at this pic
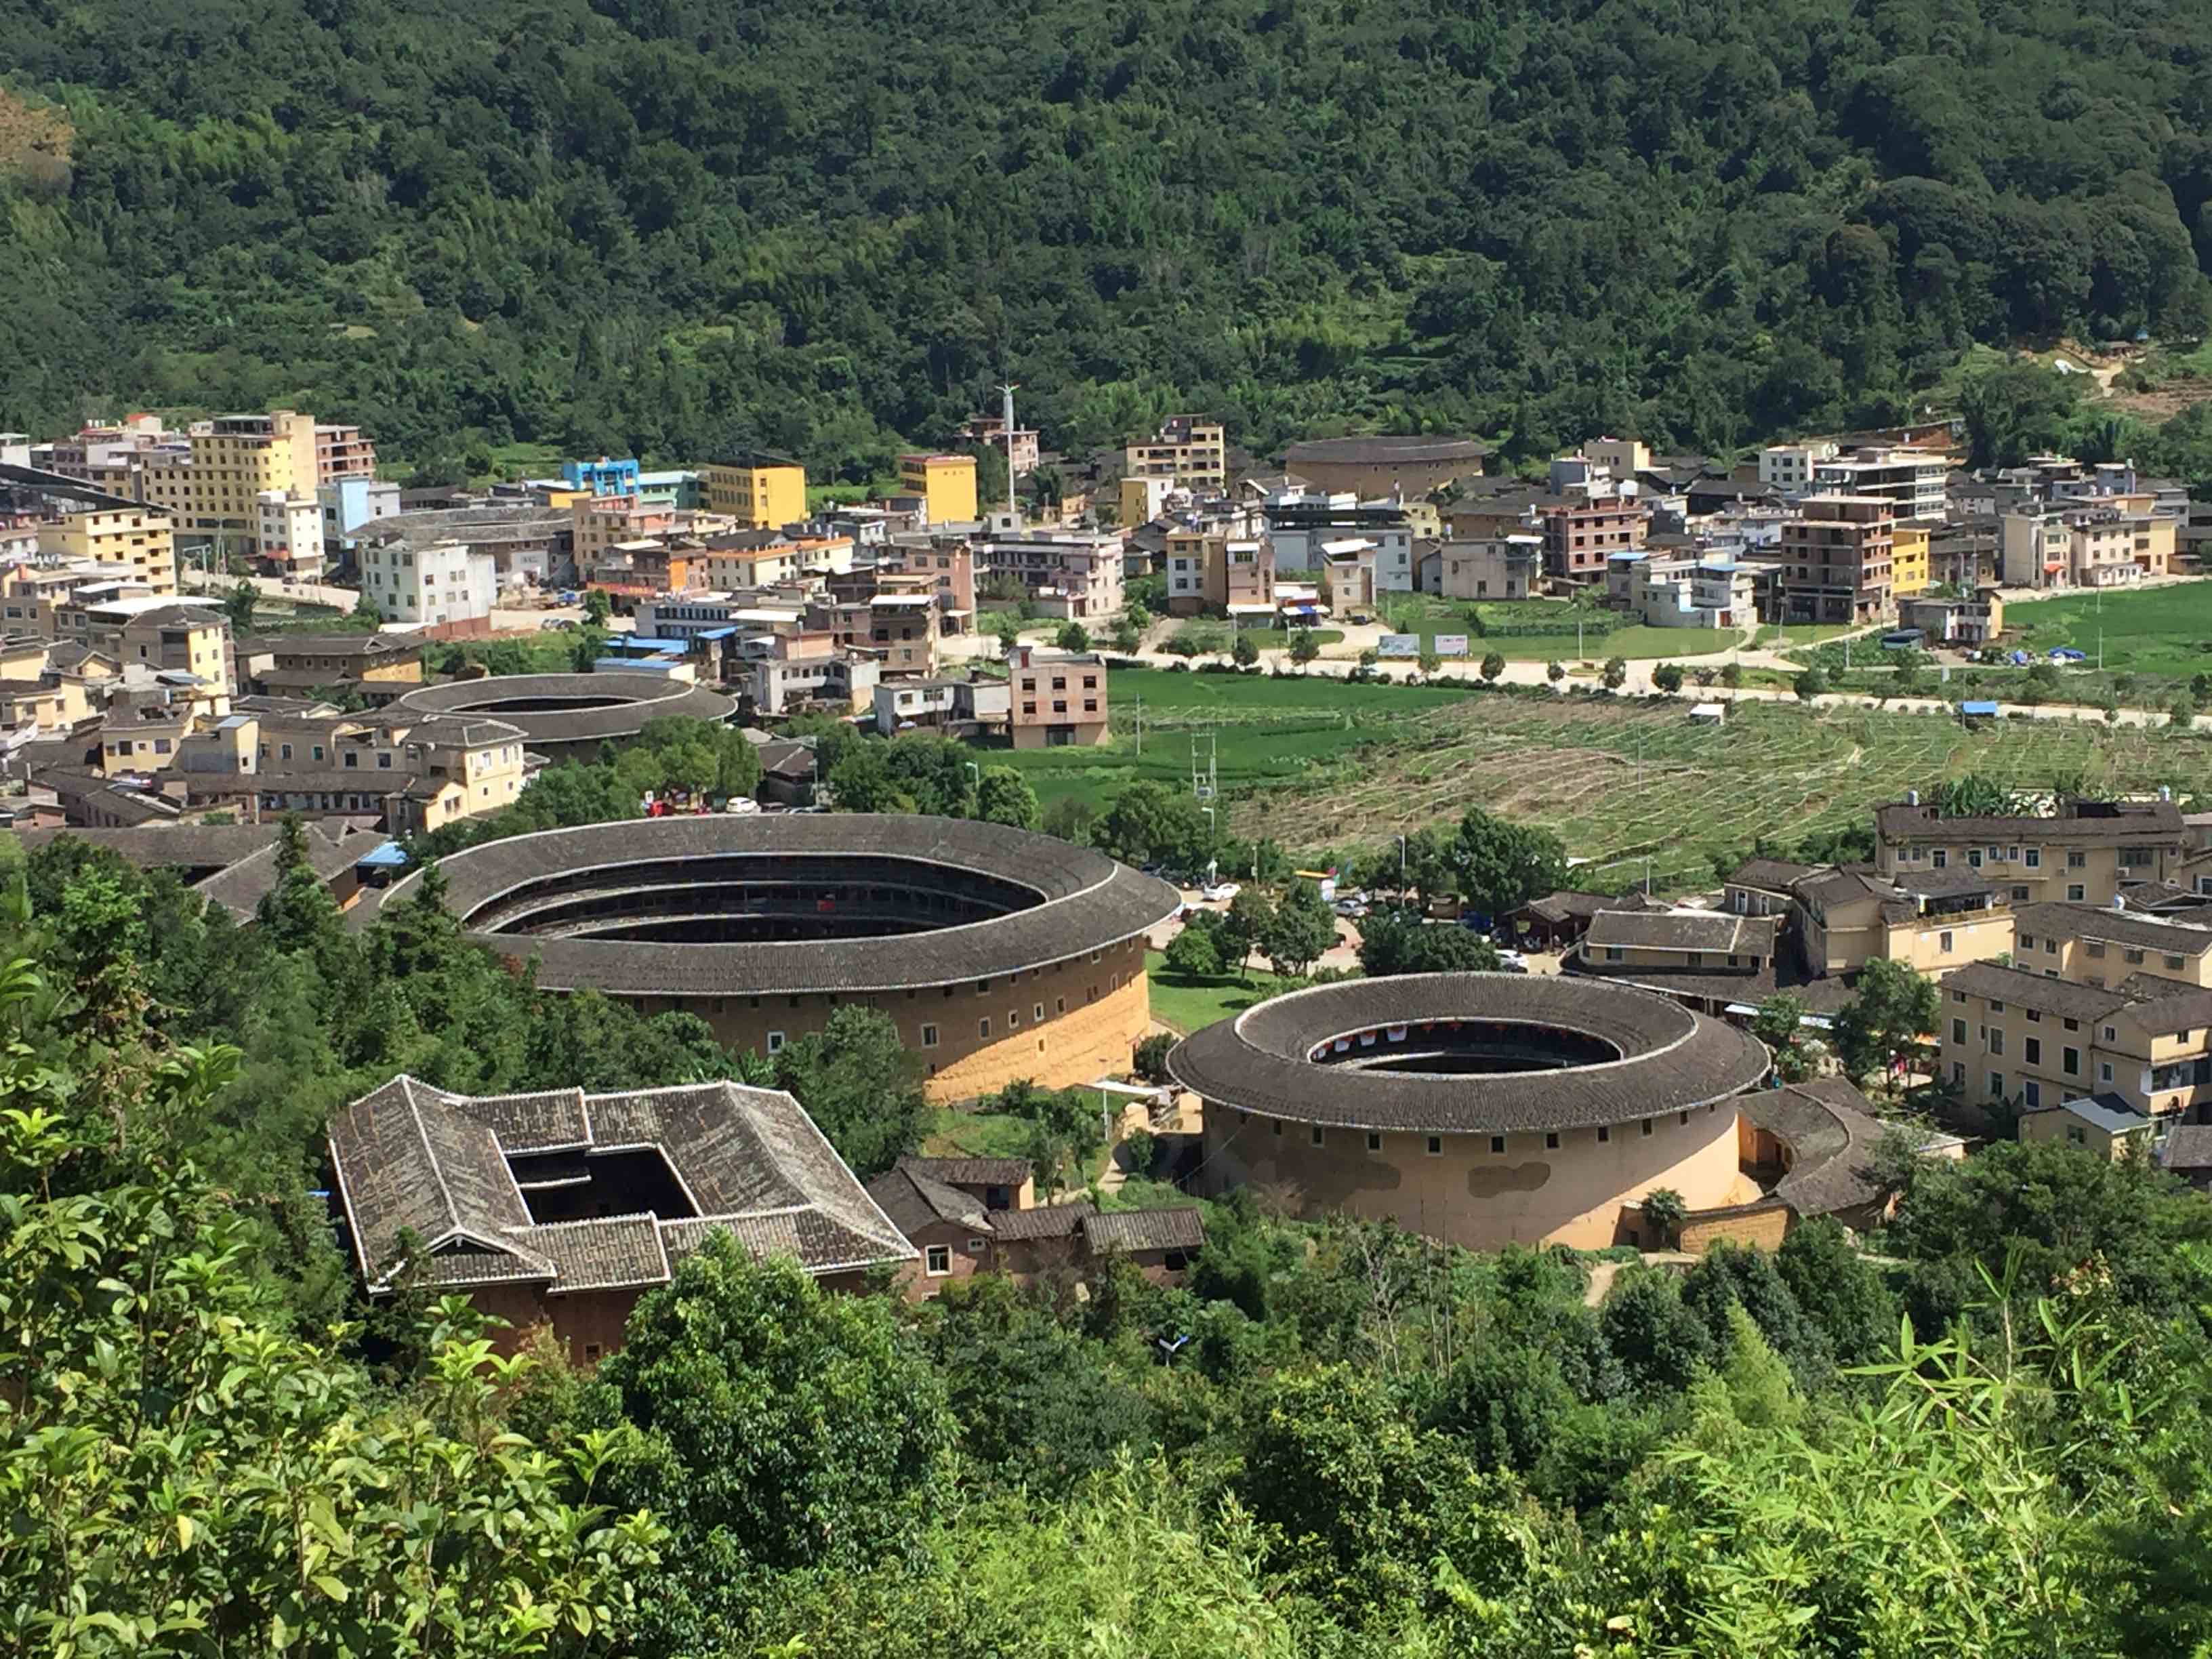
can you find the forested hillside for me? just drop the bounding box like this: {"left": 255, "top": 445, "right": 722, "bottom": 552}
{"left": 5, "top": 0, "right": 2212, "bottom": 474}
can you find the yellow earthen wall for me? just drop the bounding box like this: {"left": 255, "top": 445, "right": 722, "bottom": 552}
{"left": 1199, "top": 1100, "right": 1743, "bottom": 1250}
{"left": 578, "top": 935, "right": 1153, "bottom": 1101}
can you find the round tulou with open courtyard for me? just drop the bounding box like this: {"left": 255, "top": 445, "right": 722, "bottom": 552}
{"left": 373, "top": 813, "right": 1183, "bottom": 1097}
{"left": 1168, "top": 973, "right": 1771, "bottom": 1250}
{"left": 390, "top": 672, "right": 737, "bottom": 758}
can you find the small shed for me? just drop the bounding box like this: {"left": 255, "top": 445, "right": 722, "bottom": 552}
{"left": 1687, "top": 701, "right": 1726, "bottom": 724}
{"left": 1959, "top": 699, "right": 2003, "bottom": 728}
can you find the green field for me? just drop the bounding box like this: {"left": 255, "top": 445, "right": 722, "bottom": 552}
{"left": 989, "top": 667, "right": 1484, "bottom": 813}
{"left": 1144, "top": 951, "right": 1300, "bottom": 1034}
{"left": 2004, "top": 583, "right": 2212, "bottom": 680}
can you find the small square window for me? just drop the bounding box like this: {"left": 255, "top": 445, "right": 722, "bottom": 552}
{"left": 1640, "top": 1119, "right": 1654, "bottom": 1137}
{"left": 1310, "top": 1126, "right": 1324, "bottom": 1147}
{"left": 1545, "top": 1131, "right": 1560, "bottom": 1149}
{"left": 1597, "top": 1126, "right": 1611, "bottom": 1143}
{"left": 1366, "top": 1132, "right": 1382, "bottom": 1151}
{"left": 1426, "top": 1135, "right": 1443, "bottom": 1155}
{"left": 766, "top": 1031, "right": 785, "bottom": 1052}
{"left": 1271, "top": 1120, "right": 1283, "bottom": 1136}
{"left": 978, "top": 1018, "right": 991, "bottom": 1038}
{"left": 925, "top": 1245, "right": 951, "bottom": 1277}
{"left": 920, "top": 1024, "right": 939, "bottom": 1048}
{"left": 1490, "top": 1134, "right": 1506, "bottom": 1154}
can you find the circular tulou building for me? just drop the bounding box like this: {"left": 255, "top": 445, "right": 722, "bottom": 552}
{"left": 1167, "top": 974, "right": 1770, "bottom": 1250}
{"left": 390, "top": 672, "right": 737, "bottom": 761}
{"left": 380, "top": 814, "right": 1182, "bottom": 1098}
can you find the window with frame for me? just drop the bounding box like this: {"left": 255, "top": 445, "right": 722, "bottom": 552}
{"left": 925, "top": 1246, "right": 951, "bottom": 1277}
{"left": 766, "top": 1031, "right": 785, "bottom": 1053}
{"left": 1425, "top": 1136, "right": 1443, "bottom": 1155}
{"left": 920, "top": 1024, "right": 939, "bottom": 1048}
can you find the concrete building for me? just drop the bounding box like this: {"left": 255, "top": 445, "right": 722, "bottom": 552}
{"left": 1811, "top": 448, "right": 1948, "bottom": 520}
{"left": 1778, "top": 495, "right": 1893, "bottom": 624}
{"left": 898, "top": 453, "right": 979, "bottom": 529}
{"left": 1265, "top": 497, "right": 1421, "bottom": 590}
{"left": 1898, "top": 589, "right": 2004, "bottom": 646}
{"left": 1126, "top": 415, "right": 1227, "bottom": 494}
{"left": 312, "top": 422, "right": 377, "bottom": 486}
{"left": 254, "top": 491, "right": 327, "bottom": 577}
{"left": 973, "top": 528, "right": 1125, "bottom": 619}
{"left": 358, "top": 539, "right": 496, "bottom": 630}
{"left": 142, "top": 410, "right": 320, "bottom": 546}
{"left": 317, "top": 477, "right": 403, "bottom": 571}
{"left": 960, "top": 414, "right": 1040, "bottom": 478}
{"left": 1279, "top": 435, "right": 1489, "bottom": 498}
{"left": 872, "top": 675, "right": 1011, "bottom": 737}
{"left": 42, "top": 504, "right": 178, "bottom": 596}
{"left": 1890, "top": 521, "right": 1930, "bottom": 598}
{"left": 1163, "top": 530, "right": 1277, "bottom": 617}
{"left": 747, "top": 649, "right": 879, "bottom": 716}
{"left": 243, "top": 632, "right": 427, "bottom": 703}
{"left": 703, "top": 453, "right": 806, "bottom": 529}
{"left": 1759, "top": 442, "right": 1839, "bottom": 493}
{"left": 878, "top": 537, "right": 977, "bottom": 630}
{"left": 1439, "top": 535, "right": 1541, "bottom": 600}
{"left": 1999, "top": 504, "right": 2175, "bottom": 589}
{"left": 1009, "top": 644, "right": 1108, "bottom": 747}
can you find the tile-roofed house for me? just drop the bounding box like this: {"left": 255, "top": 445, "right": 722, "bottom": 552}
{"left": 1583, "top": 909, "right": 1779, "bottom": 956}
{"left": 1738, "top": 1078, "right": 1896, "bottom": 1227}
{"left": 1726, "top": 858, "right": 1819, "bottom": 898}
{"left": 2020, "top": 1092, "right": 2157, "bottom": 1161}
{"left": 2158, "top": 1122, "right": 2212, "bottom": 1189}
{"left": 1081, "top": 1207, "right": 1206, "bottom": 1255}
{"left": 328, "top": 1075, "right": 913, "bottom": 1358}
{"left": 1940, "top": 960, "right": 2130, "bottom": 1022}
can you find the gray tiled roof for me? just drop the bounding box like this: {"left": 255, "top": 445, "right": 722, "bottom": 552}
{"left": 1942, "top": 961, "right": 2129, "bottom": 1021}
{"left": 1740, "top": 1078, "right": 1891, "bottom": 1217}
{"left": 1168, "top": 974, "right": 1769, "bottom": 1133}
{"left": 1584, "top": 910, "right": 1778, "bottom": 955}
{"left": 366, "top": 815, "right": 1181, "bottom": 997}
{"left": 989, "top": 1202, "right": 1092, "bottom": 1240}
{"left": 899, "top": 1155, "right": 1033, "bottom": 1187}
{"left": 1082, "top": 1207, "right": 1204, "bottom": 1253}
{"left": 1725, "top": 859, "right": 1818, "bottom": 894}
{"left": 2160, "top": 1123, "right": 2212, "bottom": 1171}
{"left": 865, "top": 1166, "right": 995, "bottom": 1237}
{"left": 329, "top": 1075, "right": 914, "bottom": 1296}
{"left": 2015, "top": 901, "right": 2212, "bottom": 957}
{"left": 389, "top": 672, "right": 735, "bottom": 745}
{"left": 1876, "top": 800, "right": 2186, "bottom": 846}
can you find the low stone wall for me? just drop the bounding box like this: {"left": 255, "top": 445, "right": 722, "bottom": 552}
{"left": 1673, "top": 1197, "right": 1791, "bottom": 1255}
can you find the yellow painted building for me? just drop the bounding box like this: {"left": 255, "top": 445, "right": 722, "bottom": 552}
{"left": 47, "top": 507, "right": 178, "bottom": 596}
{"left": 1890, "top": 521, "right": 1930, "bottom": 598}
{"left": 899, "top": 453, "right": 979, "bottom": 527}
{"left": 142, "top": 410, "right": 319, "bottom": 541}
{"left": 703, "top": 455, "right": 807, "bottom": 529}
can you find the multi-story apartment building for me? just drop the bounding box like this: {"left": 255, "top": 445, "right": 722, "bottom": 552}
{"left": 1874, "top": 796, "right": 2188, "bottom": 908}
{"left": 43, "top": 504, "right": 178, "bottom": 596}
{"left": 1758, "top": 442, "right": 1839, "bottom": 492}
{"left": 358, "top": 539, "right": 495, "bottom": 630}
{"left": 973, "top": 529, "right": 1124, "bottom": 619}
{"left": 1439, "top": 535, "right": 1541, "bottom": 600}
{"left": 1531, "top": 491, "right": 1649, "bottom": 589}
{"left": 745, "top": 640, "right": 880, "bottom": 716}
{"left": 1008, "top": 646, "right": 1108, "bottom": 747}
{"left": 318, "top": 477, "right": 403, "bottom": 571}
{"left": 255, "top": 491, "right": 328, "bottom": 577}
{"left": 2008, "top": 901, "right": 2212, "bottom": 990}
{"left": 898, "top": 454, "right": 979, "bottom": 528}
{"left": 1265, "top": 497, "right": 1421, "bottom": 590}
{"left": 1810, "top": 448, "right": 1948, "bottom": 520}
{"left": 1890, "top": 521, "right": 1930, "bottom": 598}
{"left": 1998, "top": 505, "right": 2175, "bottom": 589}
{"left": 1164, "top": 531, "right": 1276, "bottom": 617}
{"left": 142, "top": 411, "right": 321, "bottom": 544}
{"left": 571, "top": 493, "right": 679, "bottom": 567}
{"left": 1124, "top": 416, "right": 1227, "bottom": 494}
{"left": 1777, "top": 494, "right": 1893, "bottom": 624}
{"left": 806, "top": 594, "right": 939, "bottom": 676}
{"left": 1934, "top": 960, "right": 2212, "bottom": 1124}
{"left": 959, "top": 414, "right": 1040, "bottom": 478}
{"left": 878, "top": 537, "right": 977, "bottom": 629}
{"left": 698, "top": 529, "right": 853, "bottom": 590}
{"left": 1898, "top": 589, "right": 2004, "bottom": 646}
{"left": 703, "top": 453, "right": 806, "bottom": 529}
{"left": 5, "top": 590, "right": 232, "bottom": 697}
{"left": 312, "top": 422, "right": 377, "bottom": 485}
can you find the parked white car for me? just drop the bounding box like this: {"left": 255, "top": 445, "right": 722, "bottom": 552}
{"left": 1200, "top": 882, "right": 1242, "bottom": 903}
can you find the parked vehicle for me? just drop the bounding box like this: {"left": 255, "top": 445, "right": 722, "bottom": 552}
{"left": 1201, "top": 882, "right": 1242, "bottom": 903}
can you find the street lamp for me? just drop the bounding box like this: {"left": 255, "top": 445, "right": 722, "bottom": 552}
{"left": 1397, "top": 832, "right": 1408, "bottom": 893}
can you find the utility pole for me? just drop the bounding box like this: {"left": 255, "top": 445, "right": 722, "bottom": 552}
{"left": 998, "top": 382, "right": 1021, "bottom": 516}
{"left": 1132, "top": 692, "right": 1141, "bottom": 756}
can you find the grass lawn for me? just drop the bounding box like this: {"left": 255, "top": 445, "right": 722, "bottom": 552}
{"left": 1758, "top": 623, "right": 1858, "bottom": 650}
{"left": 1248, "top": 626, "right": 1347, "bottom": 647}
{"left": 922, "top": 1107, "right": 1036, "bottom": 1159}
{"left": 2003, "top": 582, "right": 2212, "bottom": 680}
{"left": 1145, "top": 951, "right": 1298, "bottom": 1033}
{"left": 1370, "top": 594, "right": 1742, "bottom": 661}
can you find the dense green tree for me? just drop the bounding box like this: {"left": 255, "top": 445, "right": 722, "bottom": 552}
{"left": 769, "top": 1005, "right": 928, "bottom": 1178}
{"left": 1834, "top": 958, "right": 1940, "bottom": 1084}
{"left": 1356, "top": 909, "right": 1500, "bottom": 976}
{"left": 596, "top": 1242, "right": 954, "bottom": 1640}
{"left": 1261, "top": 878, "right": 1338, "bottom": 977}
{"left": 1450, "top": 809, "right": 1568, "bottom": 918}
{"left": 1163, "top": 924, "right": 1223, "bottom": 979}
{"left": 973, "top": 764, "right": 1040, "bottom": 830}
